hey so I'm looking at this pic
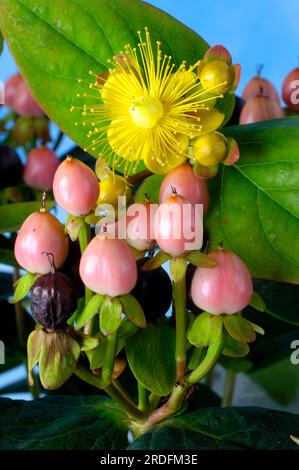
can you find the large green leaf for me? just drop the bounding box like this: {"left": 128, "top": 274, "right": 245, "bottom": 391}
{"left": 205, "top": 117, "right": 299, "bottom": 283}
{"left": 0, "top": 31, "right": 3, "bottom": 55}
{"left": 0, "top": 0, "right": 221, "bottom": 174}
{"left": 129, "top": 407, "right": 299, "bottom": 450}
{"left": 0, "top": 395, "right": 127, "bottom": 450}
{"left": 254, "top": 279, "right": 299, "bottom": 326}
{"left": 125, "top": 324, "right": 176, "bottom": 396}
{"left": 0, "top": 200, "right": 54, "bottom": 233}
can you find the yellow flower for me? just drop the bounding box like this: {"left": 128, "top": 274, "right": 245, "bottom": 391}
{"left": 73, "top": 29, "right": 225, "bottom": 175}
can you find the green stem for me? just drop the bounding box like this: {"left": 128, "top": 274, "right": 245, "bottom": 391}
{"left": 148, "top": 393, "right": 161, "bottom": 411}
{"left": 113, "top": 379, "right": 136, "bottom": 407}
{"left": 221, "top": 370, "right": 236, "bottom": 407}
{"left": 188, "top": 335, "right": 224, "bottom": 384}
{"left": 131, "top": 384, "right": 188, "bottom": 437}
{"left": 78, "top": 221, "right": 93, "bottom": 333}
{"left": 102, "top": 331, "right": 118, "bottom": 386}
{"left": 172, "top": 263, "right": 187, "bottom": 379}
{"left": 138, "top": 383, "right": 149, "bottom": 411}
{"left": 12, "top": 269, "right": 26, "bottom": 348}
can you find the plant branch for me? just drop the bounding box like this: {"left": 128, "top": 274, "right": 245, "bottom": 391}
{"left": 221, "top": 369, "right": 236, "bottom": 407}
{"left": 102, "top": 331, "right": 118, "bottom": 386}
{"left": 172, "top": 260, "right": 187, "bottom": 379}
{"left": 188, "top": 335, "right": 224, "bottom": 384}
{"left": 138, "top": 383, "right": 149, "bottom": 411}
{"left": 78, "top": 221, "right": 93, "bottom": 334}
{"left": 128, "top": 169, "right": 152, "bottom": 186}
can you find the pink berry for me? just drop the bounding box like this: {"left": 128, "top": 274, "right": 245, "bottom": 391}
{"left": 79, "top": 233, "right": 137, "bottom": 297}
{"left": 191, "top": 250, "right": 253, "bottom": 315}
{"left": 154, "top": 193, "right": 203, "bottom": 258}
{"left": 23, "top": 147, "right": 60, "bottom": 191}
{"left": 159, "top": 163, "right": 209, "bottom": 213}
{"left": 14, "top": 211, "right": 68, "bottom": 274}
{"left": 242, "top": 76, "right": 280, "bottom": 104}
{"left": 5, "top": 73, "right": 23, "bottom": 109}
{"left": 53, "top": 157, "right": 99, "bottom": 216}
{"left": 126, "top": 201, "right": 155, "bottom": 251}
{"left": 5, "top": 74, "right": 44, "bottom": 117}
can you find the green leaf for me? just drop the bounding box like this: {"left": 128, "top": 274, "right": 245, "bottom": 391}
{"left": 75, "top": 294, "right": 105, "bottom": 330}
{"left": 220, "top": 355, "right": 253, "bottom": 373}
{"left": 223, "top": 314, "right": 256, "bottom": 343}
{"left": 126, "top": 324, "right": 176, "bottom": 396}
{"left": 249, "top": 291, "right": 266, "bottom": 312}
{"left": 249, "top": 358, "right": 299, "bottom": 405}
{"left": 0, "top": 31, "right": 3, "bottom": 55}
{"left": 0, "top": 395, "right": 127, "bottom": 450}
{"left": 129, "top": 406, "right": 299, "bottom": 450}
{"left": 0, "top": 0, "right": 216, "bottom": 174}
{"left": 186, "top": 250, "right": 217, "bottom": 268}
{"left": 205, "top": 118, "right": 299, "bottom": 283}
{"left": 222, "top": 333, "right": 250, "bottom": 357}
{"left": 11, "top": 272, "right": 40, "bottom": 304}
{"left": 118, "top": 316, "right": 138, "bottom": 339}
{"left": 254, "top": 279, "right": 299, "bottom": 326}
{"left": 217, "top": 94, "right": 236, "bottom": 127}
{"left": 134, "top": 174, "right": 164, "bottom": 204}
{"left": 0, "top": 200, "right": 54, "bottom": 233}
{"left": 188, "top": 312, "right": 223, "bottom": 347}
{"left": 100, "top": 297, "right": 122, "bottom": 336}
{"left": 85, "top": 337, "right": 107, "bottom": 369}
{"left": 121, "top": 294, "right": 146, "bottom": 329}
{"left": 141, "top": 251, "right": 171, "bottom": 271}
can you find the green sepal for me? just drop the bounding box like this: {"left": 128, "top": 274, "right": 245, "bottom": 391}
{"left": 185, "top": 251, "right": 217, "bottom": 268}
{"left": 141, "top": 251, "right": 171, "bottom": 271}
{"left": 248, "top": 320, "right": 265, "bottom": 336}
{"left": 75, "top": 294, "right": 105, "bottom": 330}
{"left": 27, "top": 327, "right": 46, "bottom": 386}
{"left": 100, "top": 297, "right": 122, "bottom": 336}
{"left": 169, "top": 257, "right": 187, "bottom": 283}
{"left": 67, "top": 297, "right": 85, "bottom": 326}
{"left": 38, "top": 330, "right": 81, "bottom": 390}
{"left": 222, "top": 332, "right": 250, "bottom": 358}
{"left": 223, "top": 313, "right": 256, "bottom": 344}
{"left": 75, "top": 332, "right": 99, "bottom": 351}
{"left": 118, "top": 316, "right": 138, "bottom": 339}
{"left": 86, "top": 335, "right": 124, "bottom": 370}
{"left": 249, "top": 291, "right": 266, "bottom": 312}
{"left": 188, "top": 346, "right": 207, "bottom": 371}
{"left": 65, "top": 214, "right": 84, "bottom": 241}
{"left": 11, "top": 272, "right": 40, "bottom": 304}
{"left": 84, "top": 213, "right": 100, "bottom": 225}
{"left": 121, "top": 294, "right": 146, "bottom": 329}
{"left": 187, "top": 312, "right": 223, "bottom": 347}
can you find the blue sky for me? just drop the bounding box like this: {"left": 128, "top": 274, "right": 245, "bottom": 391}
{"left": 1, "top": 0, "right": 299, "bottom": 98}
{"left": 1, "top": 0, "right": 298, "bottom": 160}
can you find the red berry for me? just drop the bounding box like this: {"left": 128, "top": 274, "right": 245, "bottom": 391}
{"left": 282, "top": 67, "right": 299, "bottom": 111}
{"left": 53, "top": 156, "right": 99, "bottom": 216}
{"left": 191, "top": 249, "right": 253, "bottom": 315}
{"left": 159, "top": 163, "right": 209, "bottom": 213}
{"left": 4, "top": 73, "right": 22, "bottom": 109}
{"left": 154, "top": 193, "right": 203, "bottom": 258}
{"left": 14, "top": 211, "right": 68, "bottom": 274}
{"left": 23, "top": 147, "right": 60, "bottom": 191}
{"left": 79, "top": 233, "right": 137, "bottom": 297}
{"left": 239, "top": 94, "right": 284, "bottom": 124}
{"left": 242, "top": 76, "right": 280, "bottom": 104}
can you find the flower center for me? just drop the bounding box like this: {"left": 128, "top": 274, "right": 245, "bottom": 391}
{"left": 130, "top": 96, "right": 164, "bottom": 129}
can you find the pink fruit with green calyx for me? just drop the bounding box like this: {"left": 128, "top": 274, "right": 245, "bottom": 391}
{"left": 14, "top": 201, "right": 68, "bottom": 274}
{"left": 191, "top": 249, "right": 253, "bottom": 315}
{"left": 126, "top": 201, "right": 155, "bottom": 252}
{"left": 154, "top": 192, "right": 203, "bottom": 258}
{"left": 159, "top": 163, "right": 209, "bottom": 213}
{"left": 53, "top": 156, "right": 99, "bottom": 216}
{"left": 79, "top": 232, "right": 137, "bottom": 297}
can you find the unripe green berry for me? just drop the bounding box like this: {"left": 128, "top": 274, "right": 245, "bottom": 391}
{"left": 199, "top": 60, "right": 234, "bottom": 95}
{"left": 193, "top": 132, "right": 227, "bottom": 167}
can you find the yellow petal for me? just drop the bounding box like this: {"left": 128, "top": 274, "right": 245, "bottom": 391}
{"left": 191, "top": 108, "right": 224, "bottom": 137}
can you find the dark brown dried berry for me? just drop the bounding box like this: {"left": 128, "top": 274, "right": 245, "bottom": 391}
{"left": 30, "top": 272, "right": 76, "bottom": 330}
{"left": 131, "top": 257, "right": 172, "bottom": 322}
{"left": 0, "top": 144, "right": 23, "bottom": 189}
